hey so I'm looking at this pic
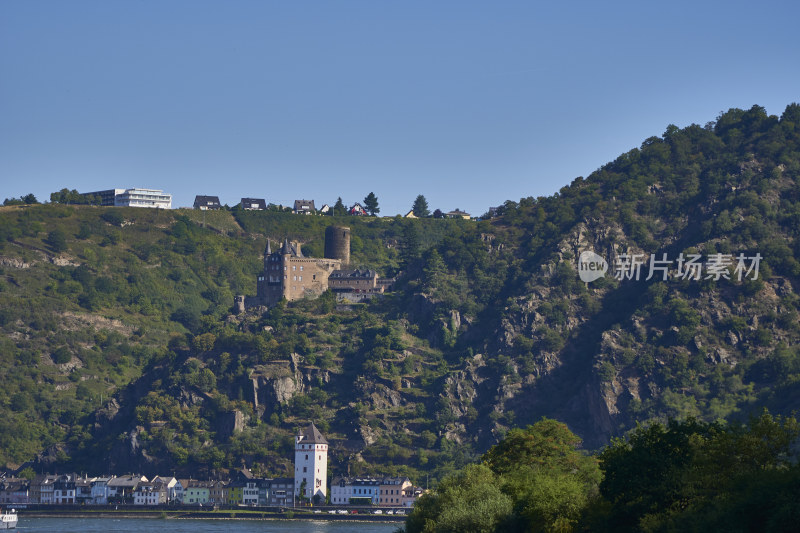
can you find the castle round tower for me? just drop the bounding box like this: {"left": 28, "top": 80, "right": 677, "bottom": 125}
{"left": 324, "top": 225, "right": 350, "bottom": 266}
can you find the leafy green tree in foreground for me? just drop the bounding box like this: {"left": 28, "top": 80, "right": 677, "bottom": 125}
{"left": 595, "top": 411, "right": 800, "bottom": 532}
{"left": 404, "top": 419, "right": 600, "bottom": 533}
{"left": 363, "top": 191, "right": 380, "bottom": 216}
{"left": 404, "top": 464, "right": 512, "bottom": 533}
{"left": 413, "top": 194, "right": 430, "bottom": 217}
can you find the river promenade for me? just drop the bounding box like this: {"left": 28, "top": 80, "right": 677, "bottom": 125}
{"left": 17, "top": 516, "right": 400, "bottom": 532}
{"left": 15, "top": 504, "right": 406, "bottom": 523}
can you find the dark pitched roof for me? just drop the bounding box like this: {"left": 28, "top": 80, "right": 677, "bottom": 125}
{"left": 193, "top": 195, "right": 221, "bottom": 209}
{"left": 348, "top": 203, "right": 367, "bottom": 215}
{"left": 298, "top": 422, "right": 328, "bottom": 445}
{"left": 241, "top": 198, "right": 267, "bottom": 210}
{"left": 329, "top": 268, "right": 377, "bottom": 279}
{"left": 293, "top": 199, "right": 315, "bottom": 212}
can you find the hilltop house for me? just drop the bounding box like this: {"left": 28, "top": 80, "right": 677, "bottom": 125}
{"left": 349, "top": 203, "right": 367, "bottom": 216}
{"left": 445, "top": 209, "right": 471, "bottom": 219}
{"left": 240, "top": 198, "right": 267, "bottom": 210}
{"left": 193, "top": 195, "right": 221, "bottom": 210}
{"left": 293, "top": 199, "right": 316, "bottom": 214}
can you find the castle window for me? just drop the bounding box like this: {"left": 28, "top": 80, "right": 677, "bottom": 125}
{"left": 299, "top": 276, "right": 302, "bottom": 281}
{"left": 300, "top": 266, "right": 304, "bottom": 271}
{"left": 292, "top": 266, "right": 296, "bottom": 271}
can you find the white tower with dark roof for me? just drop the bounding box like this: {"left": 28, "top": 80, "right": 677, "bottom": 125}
{"left": 294, "top": 422, "right": 328, "bottom": 502}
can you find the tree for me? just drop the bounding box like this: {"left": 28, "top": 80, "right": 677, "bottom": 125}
{"left": 332, "top": 197, "right": 345, "bottom": 216}
{"left": 412, "top": 195, "right": 430, "bottom": 217}
{"left": 3, "top": 193, "right": 38, "bottom": 206}
{"left": 50, "top": 188, "right": 90, "bottom": 204}
{"left": 482, "top": 418, "right": 599, "bottom": 484}
{"left": 101, "top": 210, "right": 124, "bottom": 227}
{"left": 433, "top": 208, "right": 444, "bottom": 219}
{"left": 422, "top": 249, "right": 447, "bottom": 291}
{"left": 596, "top": 412, "right": 800, "bottom": 531}
{"left": 405, "top": 464, "right": 512, "bottom": 533}
{"left": 18, "top": 466, "right": 36, "bottom": 480}
{"left": 363, "top": 192, "right": 380, "bottom": 216}
{"left": 402, "top": 223, "right": 422, "bottom": 265}
{"left": 483, "top": 419, "right": 601, "bottom": 532}
{"left": 45, "top": 229, "right": 68, "bottom": 253}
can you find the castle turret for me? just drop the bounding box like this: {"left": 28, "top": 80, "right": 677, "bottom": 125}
{"left": 263, "top": 239, "right": 271, "bottom": 270}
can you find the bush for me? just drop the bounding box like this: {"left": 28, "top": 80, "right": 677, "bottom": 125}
{"left": 45, "top": 229, "right": 68, "bottom": 252}
{"left": 101, "top": 210, "right": 124, "bottom": 226}
{"left": 52, "top": 346, "right": 72, "bottom": 364}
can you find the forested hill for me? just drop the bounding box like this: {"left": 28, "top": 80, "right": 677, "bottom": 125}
{"left": 1, "top": 103, "right": 800, "bottom": 485}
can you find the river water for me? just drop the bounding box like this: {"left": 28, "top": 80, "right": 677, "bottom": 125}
{"left": 16, "top": 517, "right": 400, "bottom": 532}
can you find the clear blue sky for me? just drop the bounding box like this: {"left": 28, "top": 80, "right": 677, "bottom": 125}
{"left": 1, "top": 1, "right": 798, "bottom": 215}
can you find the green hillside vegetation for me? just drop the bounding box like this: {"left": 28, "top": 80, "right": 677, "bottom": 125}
{"left": 1, "top": 104, "right": 800, "bottom": 499}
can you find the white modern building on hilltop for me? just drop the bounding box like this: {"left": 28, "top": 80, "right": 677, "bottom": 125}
{"left": 294, "top": 423, "right": 328, "bottom": 502}
{"left": 83, "top": 188, "right": 172, "bottom": 209}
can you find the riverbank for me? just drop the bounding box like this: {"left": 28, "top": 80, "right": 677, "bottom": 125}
{"left": 16, "top": 516, "right": 400, "bottom": 533}
{"left": 17, "top": 507, "right": 406, "bottom": 523}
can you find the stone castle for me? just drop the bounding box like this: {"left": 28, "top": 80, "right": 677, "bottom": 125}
{"left": 235, "top": 225, "right": 392, "bottom": 311}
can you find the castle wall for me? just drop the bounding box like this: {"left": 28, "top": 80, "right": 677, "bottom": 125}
{"left": 281, "top": 256, "right": 341, "bottom": 302}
